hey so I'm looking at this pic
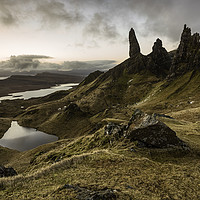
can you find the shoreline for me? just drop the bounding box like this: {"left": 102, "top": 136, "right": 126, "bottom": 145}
{"left": 0, "top": 72, "right": 83, "bottom": 97}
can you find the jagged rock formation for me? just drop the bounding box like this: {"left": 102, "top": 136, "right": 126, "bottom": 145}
{"left": 104, "top": 109, "right": 186, "bottom": 148}
{"left": 147, "top": 38, "right": 171, "bottom": 76}
{"left": 128, "top": 25, "right": 200, "bottom": 77}
{"left": 170, "top": 24, "right": 200, "bottom": 75}
{"left": 129, "top": 28, "right": 141, "bottom": 57}
{"left": 0, "top": 165, "right": 17, "bottom": 177}
{"left": 105, "top": 29, "right": 171, "bottom": 79}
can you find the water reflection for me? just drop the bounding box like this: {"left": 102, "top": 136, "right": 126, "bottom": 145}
{"left": 0, "top": 83, "right": 78, "bottom": 101}
{"left": 0, "top": 121, "right": 58, "bottom": 151}
{"left": 0, "top": 77, "right": 9, "bottom": 80}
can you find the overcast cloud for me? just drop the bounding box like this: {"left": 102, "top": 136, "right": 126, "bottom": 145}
{"left": 0, "top": 54, "right": 116, "bottom": 73}
{"left": 0, "top": 0, "right": 200, "bottom": 42}
{"left": 0, "top": 0, "right": 199, "bottom": 68}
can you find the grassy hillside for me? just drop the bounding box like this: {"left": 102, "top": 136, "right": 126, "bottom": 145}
{"left": 0, "top": 68, "right": 200, "bottom": 199}
{"left": 1, "top": 113, "right": 200, "bottom": 199}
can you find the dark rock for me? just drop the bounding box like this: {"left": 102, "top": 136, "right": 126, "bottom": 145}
{"left": 77, "top": 188, "right": 116, "bottom": 200}
{"left": 98, "top": 28, "right": 172, "bottom": 81}
{"left": 104, "top": 122, "right": 123, "bottom": 138}
{"left": 170, "top": 24, "right": 200, "bottom": 75}
{"left": 129, "top": 108, "right": 143, "bottom": 122}
{"left": 104, "top": 109, "right": 186, "bottom": 148}
{"left": 154, "top": 113, "right": 174, "bottom": 119}
{"left": 127, "top": 111, "right": 185, "bottom": 148}
{"left": 0, "top": 165, "right": 17, "bottom": 178}
{"left": 128, "top": 120, "right": 183, "bottom": 148}
{"left": 64, "top": 102, "right": 80, "bottom": 112}
{"left": 62, "top": 184, "right": 117, "bottom": 200}
{"left": 129, "top": 28, "right": 141, "bottom": 57}
{"left": 61, "top": 102, "right": 88, "bottom": 121}
{"left": 147, "top": 38, "right": 171, "bottom": 77}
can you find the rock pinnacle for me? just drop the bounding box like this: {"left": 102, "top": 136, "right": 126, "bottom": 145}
{"left": 129, "top": 28, "right": 140, "bottom": 57}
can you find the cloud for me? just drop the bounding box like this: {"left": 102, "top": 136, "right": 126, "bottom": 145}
{"left": 0, "top": 0, "right": 18, "bottom": 26}
{"left": 0, "top": 55, "right": 116, "bottom": 74}
{"left": 36, "top": 0, "right": 83, "bottom": 27}
{"left": 84, "top": 12, "right": 120, "bottom": 40}
{"left": 0, "top": 0, "right": 200, "bottom": 55}
{"left": 63, "top": 60, "right": 117, "bottom": 71}
{"left": 14, "top": 55, "right": 52, "bottom": 59}
{"left": 0, "top": 55, "right": 52, "bottom": 71}
{"left": 68, "top": 0, "right": 200, "bottom": 43}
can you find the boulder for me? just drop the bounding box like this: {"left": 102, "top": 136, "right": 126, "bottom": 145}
{"left": 104, "top": 109, "right": 186, "bottom": 148}
{"left": 127, "top": 110, "right": 186, "bottom": 148}
{"left": 0, "top": 165, "right": 17, "bottom": 178}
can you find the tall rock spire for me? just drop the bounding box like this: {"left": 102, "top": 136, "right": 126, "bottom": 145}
{"left": 170, "top": 24, "right": 200, "bottom": 75}
{"left": 175, "top": 24, "right": 192, "bottom": 62}
{"left": 129, "top": 28, "right": 140, "bottom": 57}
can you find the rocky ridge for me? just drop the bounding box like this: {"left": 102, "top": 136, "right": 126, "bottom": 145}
{"left": 125, "top": 24, "right": 200, "bottom": 78}
{"left": 170, "top": 24, "right": 200, "bottom": 75}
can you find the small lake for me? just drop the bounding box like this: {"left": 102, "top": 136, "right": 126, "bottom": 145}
{"left": 0, "top": 77, "right": 9, "bottom": 80}
{"left": 0, "top": 83, "right": 79, "bottom": 101}
{"left": 0, "top": 121, "right": 58, "bottom": 151}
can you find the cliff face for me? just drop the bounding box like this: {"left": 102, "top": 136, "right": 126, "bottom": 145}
{"left": 170, "top": 24, "right": 200, "bottom": 75}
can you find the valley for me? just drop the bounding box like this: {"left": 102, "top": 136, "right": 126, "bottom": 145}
{"left": 0, "top": 72, "right": 83, "bottom": 97}
{"left": 0, "top": 25, "right": 200, "bottom": 199}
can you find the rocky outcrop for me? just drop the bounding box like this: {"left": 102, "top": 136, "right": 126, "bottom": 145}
{"left": 127, "top": 110, "right": 186, "bottom": 148}
{"left": 127, "top": 113, "right": 184, "bottom": 148}
{"left": 104, "top": 109, "right": 186, "bottom": 148}
{"left": 147, "top": 38, "right": 171, "bottom": 76}
{"left": 107, "top": 29, "right": 171, "bottom": 79}
{"left": 0, "top": 165, "right": 17, "bottom": 178}
{"left": 62, "top": 102, "right": 87, "bottom": 119}
{"left": 129, "top": 28, "right": 141, "bottom": 57}
{"left": 170, "top": 24, "right": 200, "bottom": 75}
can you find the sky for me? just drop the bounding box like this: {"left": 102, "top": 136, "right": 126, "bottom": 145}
{"left": 0, "top": 0, "right": 200, "bottom": 73}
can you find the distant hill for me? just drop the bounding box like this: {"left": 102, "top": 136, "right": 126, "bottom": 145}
{"left": 0, "top": 72, "right": 84, "bottom": 97}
